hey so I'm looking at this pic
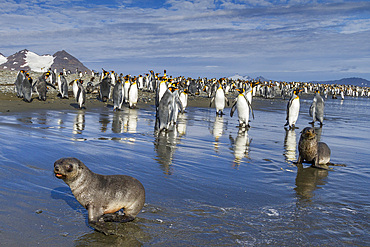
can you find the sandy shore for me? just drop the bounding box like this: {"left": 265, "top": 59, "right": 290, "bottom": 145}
{"left": 0, "top": 87, "right": 217, "bottom": 114}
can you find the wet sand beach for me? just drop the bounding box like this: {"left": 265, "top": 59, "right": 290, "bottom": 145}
{"left": 0, "top": 86, "right": 213, "bottom": 113}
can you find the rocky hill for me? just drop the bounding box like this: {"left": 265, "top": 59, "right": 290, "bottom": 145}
{"left": 229, "top": 74, "right": 369, "bottom": 87}
{"left": 313, "top": 77, "right": 370, "bottom": 87}
{"left": 0, "top": 49, "right": 90, "bottom": 74}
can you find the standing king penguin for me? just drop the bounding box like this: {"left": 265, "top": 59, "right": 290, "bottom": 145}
{"left": 70, "top": 79, "right": 79, "bottom": 99}
{"left": 169, "top": 84, "right": 183, "bottom": 125}
{"left": 113, "top": 79, "right": 124, "bottom": 111}
{"left": 309, "top": 90, "right": 325, "bottom": 127}
{"left": 21, "top": 73, "right": 33, "bottom": 102}
{"left": 210, "top": 82, "right": 229, "bottom": 115}
{"left": 35, "top": 72, "right": 55, "bottom": 101}
{"left": 230, "top": 88, "right": 254, "bottom": 128}
{"left": 128, "top": 78, "right": 139, "bottom": 109}
{"left": 123, "top": 76, "right": 131, "bottom": 103}
{"left": 58, "top": 72, "right": 69, "bottom": 99}
{"left": 76, "top": 79, "right": 86, "bottom": 109}
{"left": 285, "top": 88, "right": 301, "bottom": 129}
{"left": 179, "top": 88, "right": 188, "bottom": 113}
{"left": 98, "top": 71, "right": 112, "bottom": 102}
{"left": 15, "top": 70, "right": 26, "bottom": 98}
{"left": 155, "top": 87, "right": 174, "bottom": 132}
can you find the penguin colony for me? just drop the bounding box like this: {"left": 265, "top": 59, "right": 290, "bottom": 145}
{"left": 12, "top": 68, "right": 370, "bottom": 121}
{"left": 12, "top": 69, "right": 367, "bottom": 165}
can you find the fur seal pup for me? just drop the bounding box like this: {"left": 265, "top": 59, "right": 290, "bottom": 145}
{"left": 297, "top": 127, "right": 331, "bottom": 169}
{"left": 54, "top": 157, "right": 145, "bottom": 235}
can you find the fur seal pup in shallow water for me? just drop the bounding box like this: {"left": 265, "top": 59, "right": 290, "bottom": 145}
{"left": 54, "top": 157, "right": 145, "bottom": 235}
{"left": 297, "top": 127, "right": 331, "bottom": 169}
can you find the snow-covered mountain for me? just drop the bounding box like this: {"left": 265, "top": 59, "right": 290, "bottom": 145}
{"left": 0, "top": 49, "right": 90, "bottom": 73}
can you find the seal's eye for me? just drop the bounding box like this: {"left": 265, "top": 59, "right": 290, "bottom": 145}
{"left": 66, "top": 164, "right": 73, "bottom": 172}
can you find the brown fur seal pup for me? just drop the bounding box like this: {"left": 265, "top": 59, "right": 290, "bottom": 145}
{"left": 54, "top": 157, "right": 145, "bottom": 235}
{"left": 297, "top": 127, "right": 331, "bottom": 169}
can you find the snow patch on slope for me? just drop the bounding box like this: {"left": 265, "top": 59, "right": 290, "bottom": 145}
{"left": 229, "top": 74, "right": 252, "bottom": 81}
{"left": 24, "top": 51, "right": 55, "bottom": 72}
{"left": 0, "top": 54, "right": 7, "bottom": 64}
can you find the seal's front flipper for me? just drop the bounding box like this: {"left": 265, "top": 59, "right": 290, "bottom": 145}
{"left": 101, "top": 213, "right": 135, "bottom": 223}
{"left": 89, "top": 221, "right": 115, "bottom": 235}
{"left": 311, "top": 164, "right": 329, "bottom": 170}
{"left": 327, "top": 162, "right": 347, "bottom": 167}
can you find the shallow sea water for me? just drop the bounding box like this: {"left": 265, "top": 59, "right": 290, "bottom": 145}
{"left": 0, "top": 96, "right": 369, "bottom": 246}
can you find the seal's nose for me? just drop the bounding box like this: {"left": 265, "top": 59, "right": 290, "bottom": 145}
{"left": 54, "top": 164, "right": 60, "bottom": 172}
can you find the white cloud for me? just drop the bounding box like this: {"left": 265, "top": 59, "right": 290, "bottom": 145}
{"left": 0, "top": 0, "right": 369, "bottom": 80}
{"left": 340, "top": 19, "right": 370, "bottom": 34}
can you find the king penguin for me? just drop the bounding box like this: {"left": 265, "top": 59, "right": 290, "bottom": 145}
{"left": 309, "top": 90, "right": 324, "bottom": 127}
{"left": 138, "top": 74, "right": 144, "bottom": 90}
{"left": 70, "top": 79, "right": 79, "bottom": 100}
{"left": 35, "top": 72, "right": 55, "bottom": 101}
{"left": 75, "top": 79, "right": 86, "bottom": 109}
{"left": 156, "top": 78, "right": 168, "bottom": 110}
{"left": 179, "top": 88, "right": 188, "bottom": 113}
{"left": 210, "top": 82, "right": 229, "bottom": 115}
{"left": 15, "top": 70, "right": 26, "bottom": 98}
{"left": 48, "top": 69, "right": 56, "bottom": 86}
{"left": 155, "top": 86, "right": 179, "bottom": 133}
{"left": 230, "top": 88, "right": 254, "bottom": 128}
{"left": 123, "top": 75, "right": 131, "bottom": 103}
{"left": 285, "top": 88, "right": 301, "bottom": 129}
{"left": 113, "top": 78, "right": 124, "bottom": 111}
{"left": 169, "top": 84, "right": 183, "bottom": 125}
{"left": 98, "top": 71, "right": 112, "bottom": 102}
{"left": 21, "top": 73, "right": 33, "bottom": 102}
{"left": 58, "top": 72, "right": 69, "bottom": 99}
{"left": 128, "top": 77, "right": 139, "bottom": 109}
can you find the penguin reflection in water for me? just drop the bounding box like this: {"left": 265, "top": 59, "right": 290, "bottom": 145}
{"left": 285, "top": 88, "right": 302, "bottom": 130}
{"left": 309, "top": 90, "right": 325, "bottom": 127}
{"left": 229, "top": 128, "right": 251, "bottom": 165}
{"left": 230, "top": 88, "right": 254, "bottom": 128}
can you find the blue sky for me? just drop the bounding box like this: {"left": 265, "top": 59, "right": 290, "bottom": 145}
{"left": 1, "top": 0, "right": 370, "bottom": 81}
